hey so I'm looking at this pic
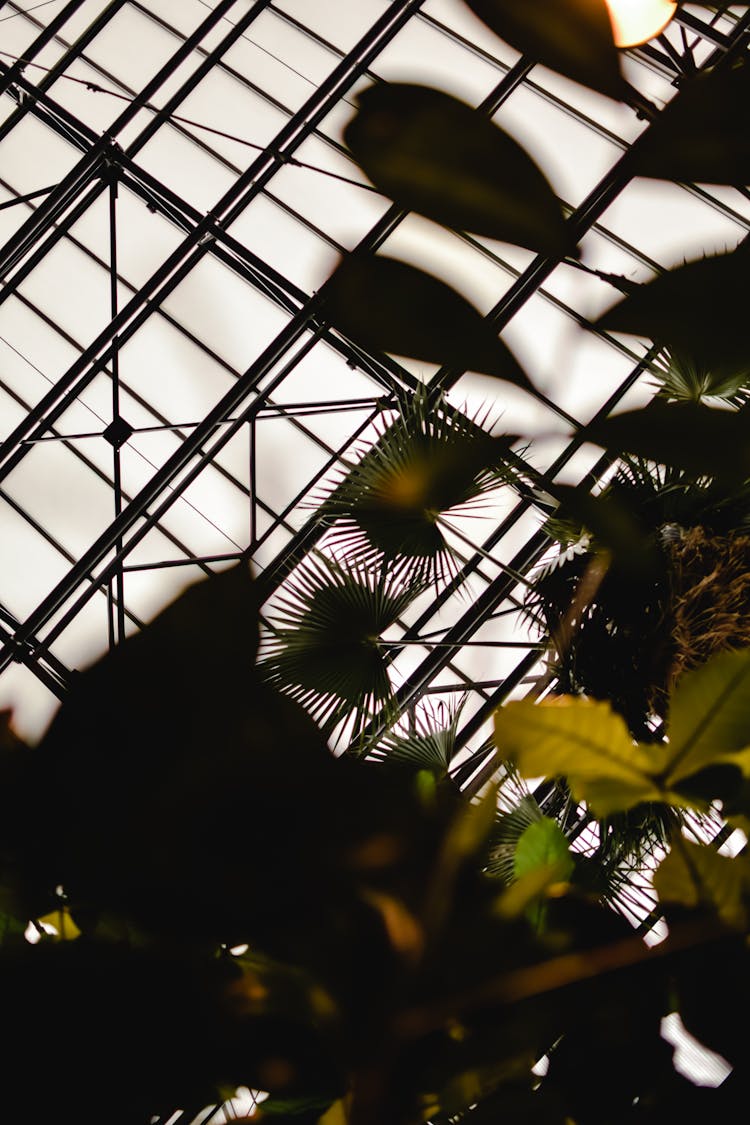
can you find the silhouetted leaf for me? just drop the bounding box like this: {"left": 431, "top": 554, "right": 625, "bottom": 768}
{"left": 344, "top": 84, "right": 575, "bottom": 255}
{"left": 654, "top": 832, "right": 748, "bottom": 927}
{"left": 260, "top": 554, "right": 422, "bottom": 742}
{"left": 319, "top": 391, "right": 519, "bottom": 585}
{"left": 322, "top": 255, "right": 532, "bottom": 389}
{"left": 548, "top": 483, "right": 659, "bottom": 579}
{"left": 375, "top": 697, "right": 465, "bottom": 774}
{"left": 583, "top": 401, "right": 750, "bottom": 479}
{"left": 20, "top": 565, "right": 361, "bottom": 944}
{"left": 595, "top": 248, "right": 750, "bottom": 379}
{"left": 633, "top": 60, "right": 750, "bottom": 184}
{"left": 464, "top": 0, "right": 626, "bottom": 100}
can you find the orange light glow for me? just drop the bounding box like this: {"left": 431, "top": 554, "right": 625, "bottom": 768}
{"left": 605, "top": 0, "right": 678, "bottom": 48}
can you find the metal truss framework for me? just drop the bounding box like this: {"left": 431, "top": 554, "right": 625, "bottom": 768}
{"left": 0, "top": 1, "right": 749, "bottom": 890}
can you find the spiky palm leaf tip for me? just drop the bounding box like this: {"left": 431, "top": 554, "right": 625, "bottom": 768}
{"left": 258, "top": 554, "right": 423, "bottom": 744}
{"left": 651, "top": 343, "right": 750, "bottom": 405}
{"left": 371, "top": 696, "right": 465, "bottom": 776}
{"left": 316, "top": 392, "right": 520, "bottom": 586}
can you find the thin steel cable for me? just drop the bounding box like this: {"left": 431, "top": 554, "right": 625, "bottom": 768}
{"left": 0, "top": 50, "right": 382, "bottom": 193}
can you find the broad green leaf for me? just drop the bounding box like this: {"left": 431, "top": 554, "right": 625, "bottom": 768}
{"left": 595, "top": 249, "right": 750, "bottom": 381}
{"left": 633, "top": 60, "right": 750, "bottom": 185}
{"left": 653, "top": 833, "right": 748, "bottom": 927}
{"left": 666, "top": 648, "right": 750, "bottom": 785}
{"left": 344, "top": 84, "right": 574, "bottom": 256}
{"left": 494, "top": 697, "right": 664, "bottom": 816}
{"left": 583, "top": 401, "right": 750, "bottom": 479}
{"left": 464, "top": 0, "right": 626, "bottom": 100}
{"left": 513, "top": 818, "right": 574, "bottom": 883}
{"left": 322, "top": 255, "right": 532, "bottom": 389}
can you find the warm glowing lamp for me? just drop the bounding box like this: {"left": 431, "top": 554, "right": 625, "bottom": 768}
{"left": 605, "top": 0, "right": 678, "bottom": 48}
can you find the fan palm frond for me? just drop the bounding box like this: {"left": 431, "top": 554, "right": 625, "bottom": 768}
{"left": 485, "top": 793, "right": 545, "bottom": 883}
{"left": 317, "top": 392, "right": 520, "bottom": 585}
{"left": 371, "top": 696, "right": 465, "bottom": 774}
{"left": 651, "top": 343, "right": 750, "bottom": 405}
{"left": 259, "top": 555, "right": 422, "bottom": 743}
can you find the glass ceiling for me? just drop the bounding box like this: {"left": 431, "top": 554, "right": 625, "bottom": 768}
{"left": 1, "top": 0, "right": 749, "bottom": 950}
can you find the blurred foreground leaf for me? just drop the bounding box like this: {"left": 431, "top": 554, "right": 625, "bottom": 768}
{"left": 494, "top": 697, "right": 663, "bottom": 816}
{"left": 322, "top": 255, "right": 532, "bottom": 388}
{"left": 464, "top": 0, "right": 626, "bottom": 100}
{"left": 633, "top": 59, "right": 750, "bottom": 185}
{"left": 513, "top": 819, "right": 574, "bottom": 883}
{"left": 548, "top": 482, "right": 659, "bottom": 579}
{"left": 345, "top": 83, "right": 574, "bottom": 255}
{"left": 596, "top": 248, "right": 750, "bottom": 380}
{"left": 496, "top": 648, "right": 750, "bottom": 820}
{"left": 583, "top": 401, "right": 750, "bottom": 479}
{"left": 654, "top": 833, "right": 748, "bottom": 927}
{"left": 667, "top": 647, "right": 750, "bottom": 785}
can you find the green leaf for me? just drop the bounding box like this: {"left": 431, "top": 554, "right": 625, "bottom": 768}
{"left": 464, "top": 0, "right": 626, "bottom": 100}
{"left": 513, "top": 818, "right": 574, "bottom": 883}
{"left": 595, "top": 248, "right": 750, "bottom": 382}
{"left": 344, "top": 84, "right": 574, "bottom": 255}
{"left": 322, "top": 255, "right": 532, "bottom": 388}
{"left": 666, "top": 648, "right": 750, "bottom": 785}
{"left": 583, "top": 401, "right": 750, "bottom": 479}
{"left": 494, "top": 697, "right": 664, "bottom": 816}
{"left": 653, "top": 833, "right": 748, "bottom": 927}
{"left": 633, "top": 60, "right": 750, "bottom": 185}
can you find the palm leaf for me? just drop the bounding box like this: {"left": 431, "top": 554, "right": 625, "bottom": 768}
{"left": 317, "top": 393, "right": 520, "bottom": 585}
{"left": 486, "top": 794, "right": 545, "bottom": 882}
{"left": 372, "top": 696, "right": 465, "bottom": 774}
{"left": 259, "top": 555, "right": 422, "bottom": 743}
{"left": 651, "top": 344, "right": 750, "bottom": 405}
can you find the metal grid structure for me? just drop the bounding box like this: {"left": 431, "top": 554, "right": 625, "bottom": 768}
{"left": 1, "top": 1, "right": 749, "bottom": 915}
